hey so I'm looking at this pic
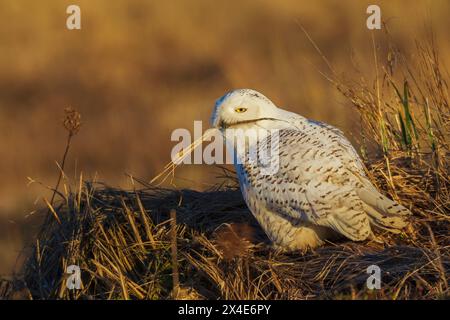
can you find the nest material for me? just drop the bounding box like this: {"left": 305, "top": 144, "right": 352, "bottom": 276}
{"left": 5, "top": 156, "right": 449, "bottom": 300}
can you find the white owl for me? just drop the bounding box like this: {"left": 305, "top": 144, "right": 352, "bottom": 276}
{"left": 210, "top": 89, "right": 411, "bottom": 251}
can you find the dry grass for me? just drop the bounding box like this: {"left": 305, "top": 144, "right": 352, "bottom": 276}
{"left": 1, "top": 33, "right": 449, "bottom": 300}
{"left": 2, "top": 174, "right": 448, "bottom": 300}
{"left": 2, "top": 0, "right": 450, "bottom": 276}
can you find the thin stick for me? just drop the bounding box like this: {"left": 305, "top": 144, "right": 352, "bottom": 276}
{"left": 49, "top": 108, "right": 81, "bottom": 206}
{"left": 170, "top": 209, "right": 180, "bottom": 299}
{"left": 49, "top": 133, "right": 73, "bottom": 207}
{"left": 296, "top": 20, "right": 337, "bottom": 76}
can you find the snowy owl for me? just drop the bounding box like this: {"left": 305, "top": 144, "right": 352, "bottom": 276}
{"left": 210, "top": 89, "right": 411, "bottom": 251}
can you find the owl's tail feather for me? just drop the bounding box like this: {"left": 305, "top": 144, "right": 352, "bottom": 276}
{"left": 357, "top": 187, "right": 411, "bottom": 233}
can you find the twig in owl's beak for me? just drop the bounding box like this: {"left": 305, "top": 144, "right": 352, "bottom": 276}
{"left": 149, "top": 128, "right": 218, "bottom": 186}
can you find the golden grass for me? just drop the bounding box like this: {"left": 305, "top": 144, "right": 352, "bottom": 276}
{"left": 3, "top": 172, "right": 448, "bottom": 299}
{"left": 1, "top": 31, "right": 448, "bottom": 300}
{"left": 1, "top": 2, "right": 449, "bottom": 234}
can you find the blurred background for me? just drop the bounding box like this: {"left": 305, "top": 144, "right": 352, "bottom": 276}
{"left": 0, "top": 0, "right": 449, "bottom": 275}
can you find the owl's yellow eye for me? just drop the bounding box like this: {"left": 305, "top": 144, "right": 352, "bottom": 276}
{"left": 235, "top": 107, "right": 248, "bottom": 113}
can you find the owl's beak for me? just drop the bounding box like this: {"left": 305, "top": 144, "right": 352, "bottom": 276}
{"left": 211, "top": 112, "right": 228, "bottom": 130}
{"left": 218, "top": 119, "right": 228, "bottom": 129}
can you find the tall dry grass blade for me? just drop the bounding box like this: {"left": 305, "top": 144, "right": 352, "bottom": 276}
{"left": 43, "top": 198, "right": 61, "bottom": 225}
{"left": 170, "top": 209, "right": 180, "bottom": 299}
{"left": 150, "top": 128, "right": 217, "bottom": 185}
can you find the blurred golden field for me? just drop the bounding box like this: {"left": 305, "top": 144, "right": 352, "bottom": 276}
{"left": 0, "top": 0, "right": 449, "bottom": 277}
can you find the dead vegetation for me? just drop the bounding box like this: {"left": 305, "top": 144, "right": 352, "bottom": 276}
{"left": 1, "top": 32, "right": 449, "bottom": 300}
{"left": 3, "top": 173, "right": 448, "bottom": 300}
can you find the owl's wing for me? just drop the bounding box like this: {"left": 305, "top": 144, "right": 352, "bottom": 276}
{"left": 251, "top": 126, "right": 373, "bottom": 240}
{"left": 257, "top": 173, "right": 372, "bottom": 241}
{"left": 295, "top": 119, "right": 367, "bottom": 173}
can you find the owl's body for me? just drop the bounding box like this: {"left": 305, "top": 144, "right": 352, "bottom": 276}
{"left": 211, "top": 89, "right": 411, "bottom": 251}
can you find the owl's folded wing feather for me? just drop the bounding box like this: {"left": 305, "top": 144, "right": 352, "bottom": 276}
{"left": 251, "top": 125, "right": 409, "bottom": 240}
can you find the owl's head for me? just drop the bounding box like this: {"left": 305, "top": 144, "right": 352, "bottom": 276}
{"left": 210, "top": 89, "right": 279, "bottom": 129}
